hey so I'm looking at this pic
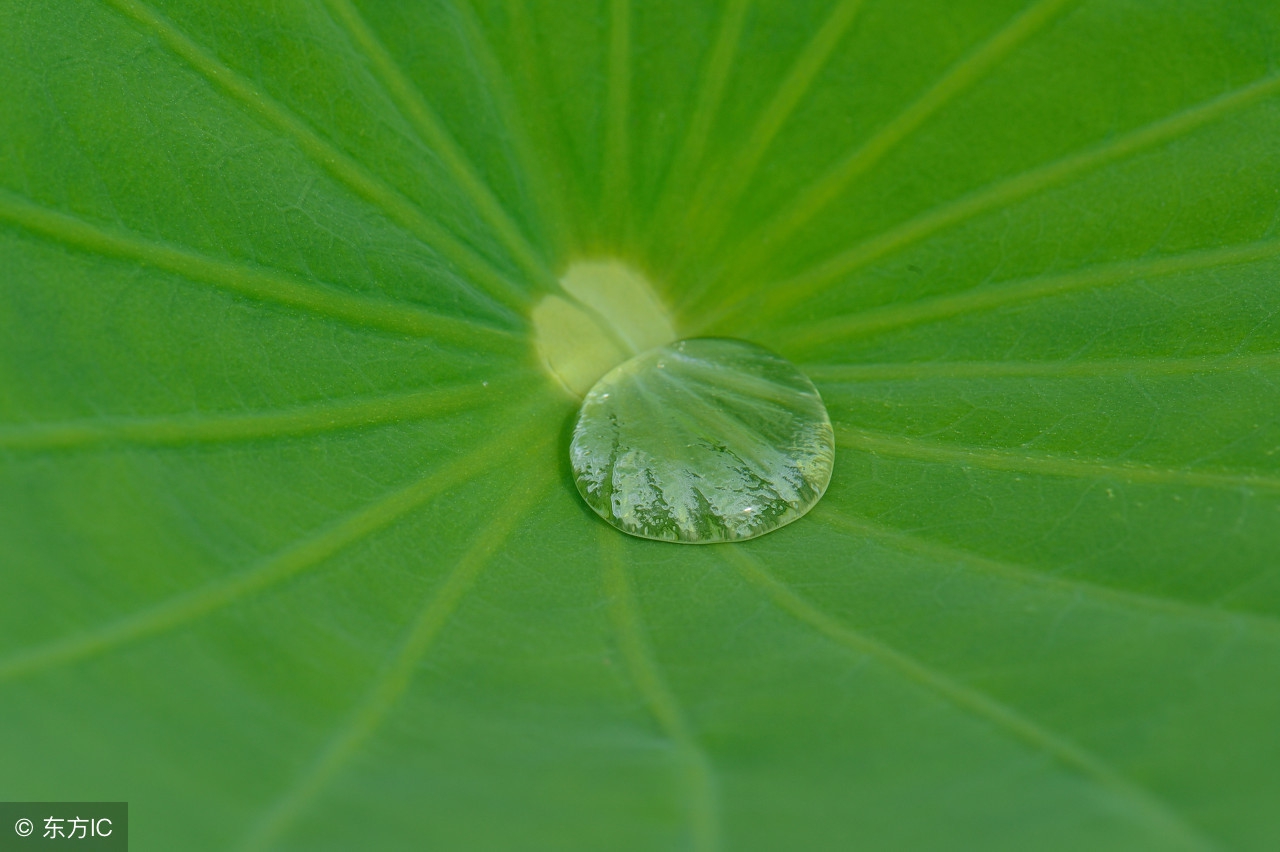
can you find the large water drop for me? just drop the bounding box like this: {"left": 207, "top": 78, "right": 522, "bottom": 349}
{"left": 571, "top": 338, "right": 835, "bottom": 544}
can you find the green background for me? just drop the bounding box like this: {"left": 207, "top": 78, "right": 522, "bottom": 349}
{"left": 2, "top": 0, "right": 1279, "bottom": 849}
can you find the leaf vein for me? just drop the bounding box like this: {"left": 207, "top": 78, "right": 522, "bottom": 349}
{"left": 724, "top": 548, "right": 1216, "bottom": 851}
{"left": 834, "top": 424, "right": 1280, "bottom": 490}
{"left": 804, "top": 351, "right": 1280, "bottom": 381}
{"left": 0, "top": 190, "right": 518, "bottom": 345}
{"left": 702, "top": 72, "right": 1280, "bottom": 331}
{"left": 0, "top": 379, "right": 529, "bottom": 451}
{"left": 239, "top": 463, "right": 552, "bottom": 852}
{"left": 710, "top": 0, "right": 1078, "bottom": 299}
{"left": 813, "top": 505, "right": 1280, "bottom": 638}
{"left": 505, "top": 0, "right": 588, "bottom": 243}
{"left": 322, "top": 0, "right": 555, "bottom": 290}
{"left": 601, "top": 530, "right": 720, "bottom": 852}
{"left": 646, "top": 0, "right": 749, "bottom": 253}
{"left": 0, "top": 400, "right": 552, "bottom": 684}
{"left": 677, "top": 0, "right": 866, "bottom": 263}
{"left": 101, "top": 0, "right": 531, "bottom": 314}
{"left": 786, "top": 237, "right": 1280, "bottom": 348}
{"left": 603, "top": 0, "right": 632, "bottom": 239}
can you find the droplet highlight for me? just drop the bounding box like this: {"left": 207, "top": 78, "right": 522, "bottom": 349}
{"left": 571, "top": 338, "right": 835, "bottom": 544}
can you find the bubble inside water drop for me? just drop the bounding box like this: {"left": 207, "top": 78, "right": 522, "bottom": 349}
{"left": 570, "top": 338, "right": 835, "bottom": 544}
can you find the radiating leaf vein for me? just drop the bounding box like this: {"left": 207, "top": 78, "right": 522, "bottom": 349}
{"left": 814, "top": 505, "right": 1280, "bottom": 638}
{"left": 674, "top": 0, "right": 866, "bottom": 264}
{"left": 322, "top": 0, "right": 555, "bottom": 291}
{"left": 723, "top": 548, "right": 1216, "bottom": 851}
{"left": 0, "top": 401, "right": 552, "bottom": 684}
{"left": 0, "top": 189, "right": 518, "bottom": 345}
{"left": 601, "top": 529, "right": 720, "bottom": 852}
{"left": 805, "top": 351, "right": 1280, "bottom": 381}
{"left": 699, "top": 72, "right": 1280, "bottom": 330}
{"left": 603, "top": 0, "right": 632, "bottom": 239}
{"left": 451, "top": 1, "right": 573, "bottom": 252}
{"left": 785, "top": 236, "right": 1280, "bottom": 349}
{"left": 101, "top": 0, "right": 532, "bottom": 316}
{"left": 239, "top": 464, "right": 552, "bottom": 852}
{"left": 0, "top": 379, "right": 528, "bottom": 451}
{"left": 694, "top": 0, "right": 1078, "bottom": 308}
{"left": 835, "top": 424, "right": 1280, "bottom": 490}
{"left": 646, "top": 0, "right": 750, "bottom": 251}
{"left": 504, "top": 0, "right": 588, "bottom": 244}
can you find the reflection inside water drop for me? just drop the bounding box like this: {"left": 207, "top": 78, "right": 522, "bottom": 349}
{"left": 570, "top": 338, "right": 835, "bottom": 544}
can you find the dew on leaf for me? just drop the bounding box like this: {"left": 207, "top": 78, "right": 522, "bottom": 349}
{"left": 571, "top": 338, "right": 835, "bottom": 543}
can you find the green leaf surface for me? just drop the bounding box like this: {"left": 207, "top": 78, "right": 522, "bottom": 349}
{"left": 2, "top": 0, "right": 1278, "bottom": 849}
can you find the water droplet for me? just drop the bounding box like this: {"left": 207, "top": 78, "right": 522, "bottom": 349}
{"left": 570, "top": 338, "right": 835, "bottom": 544}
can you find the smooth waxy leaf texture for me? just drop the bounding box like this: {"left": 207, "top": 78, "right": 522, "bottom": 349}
{"left": 1, "top": 0, "right": 1279, "bottom": 849}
